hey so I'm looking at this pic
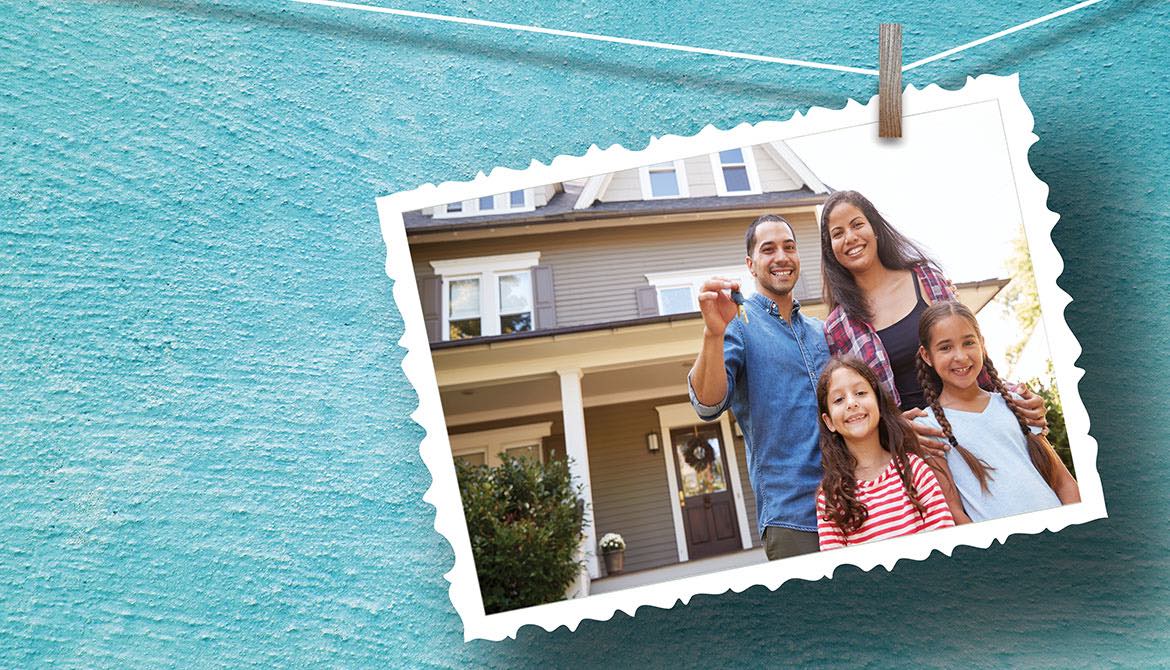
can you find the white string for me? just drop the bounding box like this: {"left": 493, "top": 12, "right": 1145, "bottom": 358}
{"left": 291, "top": 0, "right": 1106, "bottom": 76}
{"left": 289, "top": 0, "right": 879, "bottom": 76}
{"left": 903, "top": 0, "right": 1107, "bottom": 71}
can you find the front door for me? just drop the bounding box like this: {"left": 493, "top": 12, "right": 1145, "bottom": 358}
{"left": 670, "top": 425, "right": 742, "bottom": 560}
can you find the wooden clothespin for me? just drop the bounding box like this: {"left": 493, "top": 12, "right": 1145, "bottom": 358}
{"left": 878, "top": 23, "right": 903, "bottom": 138}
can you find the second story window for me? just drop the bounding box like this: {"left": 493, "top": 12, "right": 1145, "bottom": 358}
{"left": 434, "top": 189, "right": 535, "bottom": 219}
{"left": 639, "top": 160, "right": 689, "bottom": 199}
{"left": 447, "top": 277, "right": 483, "bottom": 339}
{"left": 710, "top": 147, "right": 761, "bottom": 196}
{"left": 497, "top": 271, "right": 533, "bottom": 334}
{"left": 645, "top": 266, "right": 755, "bottom": 315}
{"left": 431, "top": 253, "right": 540, "bottom": 340}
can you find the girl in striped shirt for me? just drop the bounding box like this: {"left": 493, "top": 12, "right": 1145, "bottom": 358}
{"left": 815, "top": 356, "right": 956, "bottom": 550}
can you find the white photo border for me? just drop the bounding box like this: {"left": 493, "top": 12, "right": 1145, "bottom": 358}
{"left": 376, "top": 74, "right": 1106, "bottom": 642}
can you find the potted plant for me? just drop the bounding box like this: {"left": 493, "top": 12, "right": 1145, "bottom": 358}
{"left": 599, "top": 533, "right": 626, "bottom": 575}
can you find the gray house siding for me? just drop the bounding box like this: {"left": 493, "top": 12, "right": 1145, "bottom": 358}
{"left": 596, "top": 148, "right": 800, "bottom": 203}
{"left": 584, "top": 398, "right": 684, "bottom": 575}
{"left": 755, "top": 147, "right": 804, "bottom": 193}
{"left": 412, "top": 212, "right": 822, "bottom": 331}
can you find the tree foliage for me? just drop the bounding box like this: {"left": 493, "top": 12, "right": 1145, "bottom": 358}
{"left": 1002, "top": 226, "right": 1043, "bottom": 367}
{"left": 456, "top": 455, "right": 587, "bottom": 614}
{"left": 1026, "top": 365, "right": 1075, "bottom": 476}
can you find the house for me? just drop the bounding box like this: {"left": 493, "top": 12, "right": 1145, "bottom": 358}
{"left": 404, "top": 142, "right": 1009, "bottom": 596}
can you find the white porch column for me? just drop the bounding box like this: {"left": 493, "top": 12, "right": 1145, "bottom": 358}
{"left": 559, "top": 367, "right": 600, "bottom": 580}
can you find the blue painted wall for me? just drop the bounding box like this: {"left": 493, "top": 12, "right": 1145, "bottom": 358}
{"left": 2, "top": 0, "right": 1167, "bottom": 666}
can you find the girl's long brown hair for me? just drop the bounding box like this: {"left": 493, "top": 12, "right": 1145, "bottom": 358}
{"left": 817, "top": 355, "right": 927, "bottom": 537}
{"left": 915, "top": 301, "right": 1065, "bottom": 492}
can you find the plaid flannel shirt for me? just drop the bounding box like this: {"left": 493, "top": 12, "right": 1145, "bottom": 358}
{"left": 823, "top": 264, "right": 990, "bottom": 406}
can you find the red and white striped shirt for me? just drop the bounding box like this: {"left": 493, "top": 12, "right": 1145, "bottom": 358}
{"left": 816, "top": 453, "right": 955, "bottom": 550}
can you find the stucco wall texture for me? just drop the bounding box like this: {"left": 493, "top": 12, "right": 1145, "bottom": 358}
{"left": 2, "top": 0, "right": 1168, "bottom": 667}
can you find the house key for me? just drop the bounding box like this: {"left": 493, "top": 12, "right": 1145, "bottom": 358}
{"left": 730, "top": 289, "right": 748, "bottom": 324}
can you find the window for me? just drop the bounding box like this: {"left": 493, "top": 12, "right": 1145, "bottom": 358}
{"left": 497, "top": 271, "right": 533, "bottom": 334}
{"left": 433, "top": 189, "right": 534, "bottom": 218}
{"left": 638, "top": 160, "right": 689, "bottom": 199}
{"left": 709, "top": 147, "right": 761, "bottom": 196}
{"left": 430, "top": 252, "right": 541, "bottom": 340}
{"left": 447, "top": 277, "right": 482, "bottom": 339}
{"left": 453, "top": 450, "right": 487, "bottom": 467}
{"left": 645, "top": 266, "right": 755, "bottom": 315}
{"left": 449, "top": 422, "right": 553, "bottom": 468}
{"left": 657, "top": 286, "right": 695, "bottom": 314}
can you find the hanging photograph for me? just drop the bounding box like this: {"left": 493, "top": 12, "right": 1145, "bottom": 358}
{"left": 377, "top": 74, "right": 1106, "bottom": 641}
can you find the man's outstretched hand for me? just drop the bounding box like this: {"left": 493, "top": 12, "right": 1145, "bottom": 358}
{"left": 697, "top": 277, "right": 740, "bottom": 337}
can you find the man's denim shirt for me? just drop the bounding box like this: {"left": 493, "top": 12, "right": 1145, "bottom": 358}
{"left": 689, "top": 293, "right": 830, "bottom": 533}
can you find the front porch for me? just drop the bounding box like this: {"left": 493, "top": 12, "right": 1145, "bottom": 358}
{"left": 590, "top": 546, "right": 767, "bottom": 594}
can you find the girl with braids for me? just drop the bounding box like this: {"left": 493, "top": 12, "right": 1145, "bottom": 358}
{"left": 815, "top": 355, "right": 957, "bottom": 550}
{"left": 915, "top": 302, "right": 1080, "bottom": 522}
{"left": 819, "top": 190, "right": 1049, "bottom": 451}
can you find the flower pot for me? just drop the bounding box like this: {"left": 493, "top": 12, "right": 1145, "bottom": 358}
{"left": 603, "top": 550, "right": 625, "bottom": 575}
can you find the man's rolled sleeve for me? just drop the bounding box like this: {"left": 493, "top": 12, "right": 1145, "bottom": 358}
{"left": 688, "top": 321, "right": 744, "bottom": 421}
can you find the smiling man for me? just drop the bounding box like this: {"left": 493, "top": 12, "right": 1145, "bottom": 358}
{"left": 688, "top": 213, "right": 830, "bottom": 559}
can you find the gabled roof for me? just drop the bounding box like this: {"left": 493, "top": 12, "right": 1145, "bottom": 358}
{"left": 402, "top": 187, "right": 825, "bottom": 235}
{"left": 403, "top": 140, "right": 830, "bottom": 236}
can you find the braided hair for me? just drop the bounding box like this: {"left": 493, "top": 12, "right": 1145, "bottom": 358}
{"left": 982, "top": 356, "right": 1065, "bottom": 490}
{"left": 915, "top": 354, "right": 997, "bottom": 493}
{"left": 916, "top": 301, "right": 1063, "bottom": 492}
{"left": 817, "top": 355, "right": 928, "bottom": 537}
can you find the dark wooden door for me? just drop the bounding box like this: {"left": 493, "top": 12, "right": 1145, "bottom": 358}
{"left": 670, "top": 425, "right": 742, "bottom": 560}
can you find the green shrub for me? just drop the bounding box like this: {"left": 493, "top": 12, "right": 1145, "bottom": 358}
{"left": 456, "top": 455, "right": 587, "bottom": 614}
{"left": 1026, "top": 375, "right": 1075, "bottom": 477}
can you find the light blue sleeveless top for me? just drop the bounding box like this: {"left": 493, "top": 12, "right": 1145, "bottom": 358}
{"left": 917, "top": 393, "right": 1061, "bottom": 522}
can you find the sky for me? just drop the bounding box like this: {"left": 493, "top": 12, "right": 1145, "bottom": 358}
{"left": 787, "top": 98, "right": 1026, "bottom": 284}
{"left": 785, "top": 99, "right": 1053, "bottom": 380}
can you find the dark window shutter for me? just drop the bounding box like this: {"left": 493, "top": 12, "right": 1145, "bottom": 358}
{"left": 419, "top": 275, "right": 443, "bottom": 341}
{"left": 532, "top": 264, "right": 557, "bottom": 329}
{"left": 635, "top": 285, "right": 660, "bottom": 317}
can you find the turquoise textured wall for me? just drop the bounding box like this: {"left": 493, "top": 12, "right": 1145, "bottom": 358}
{"left": 3, "top": 0, "right": 1168, "bottom": 667}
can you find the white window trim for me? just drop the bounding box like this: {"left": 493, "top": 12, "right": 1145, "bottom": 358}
{"left": 709, "top": 147, "right": 762, "bottom": 197}
{"left": 431, "top": 252, "right": 541, "bottom": 341}
{"left": 645, "top": 265, "right": 754, "bottom": 315}
{"left": 655, "top": 403, "right": 753, "bottom": 561}
{"left": 432, "top": 189, "right": 536, "bottom": 219}
{"left": 638, "top": 159, "right": 690, "bottom": 200}
{"left": 451, "top": 446, "right": 488, "bottom": 467}
{"left": 449, "top": 422, "right": 553, "bottom": 468}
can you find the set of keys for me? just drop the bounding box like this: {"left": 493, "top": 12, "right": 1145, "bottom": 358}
{"left": 730, "top": 289, "right": 749, "bottom": 324}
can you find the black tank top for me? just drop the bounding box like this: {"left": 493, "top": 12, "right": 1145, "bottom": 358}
{"left": 875, "top": 276, "right": 928, "bottom": 412}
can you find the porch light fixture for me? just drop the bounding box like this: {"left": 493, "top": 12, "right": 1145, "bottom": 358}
{"left": 646, "top": 432, "right": 660, "bottom": 453}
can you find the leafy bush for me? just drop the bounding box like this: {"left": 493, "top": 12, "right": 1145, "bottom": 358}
{"left": 456, "top": 455, "right": 587, "bottom": 614}
{"left": 1026, "top": 374, "right": 1074, "bottom": 476}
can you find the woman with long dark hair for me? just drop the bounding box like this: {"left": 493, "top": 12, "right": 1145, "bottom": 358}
{"left": 819, "top": 190, "right": 1047, "bottom": 422}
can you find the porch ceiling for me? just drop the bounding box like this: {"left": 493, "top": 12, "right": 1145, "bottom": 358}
{"left": 441, "top": 358, "right": 696, "bottom": 426}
